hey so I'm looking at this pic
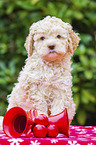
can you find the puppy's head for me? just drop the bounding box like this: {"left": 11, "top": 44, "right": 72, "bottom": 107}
{"left": 25, "top": 16, "right": 80, "bottom": 61}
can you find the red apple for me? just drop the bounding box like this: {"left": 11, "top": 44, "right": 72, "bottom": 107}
{"left": 47, "top": 124, "right": 58, "bottom": 137}
{"left": 33, "top": 124, "right": 47, "bottom": 138}
{"left": 48, "top": 108, "right": 69, "bottom": 137}
{"left": 34, "top": 114, "right": 49, "bottom": 126}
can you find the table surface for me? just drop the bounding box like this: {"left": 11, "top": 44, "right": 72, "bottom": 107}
{"left": 0, "top": 126, "right": 96, "bottom": 145}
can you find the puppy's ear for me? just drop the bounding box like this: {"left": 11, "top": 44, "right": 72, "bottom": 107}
{"left": 68, "top": 29, "right": 80, "bottom": 54}
{"left": 24, "top": 33, "right": 33, "bottom": 57}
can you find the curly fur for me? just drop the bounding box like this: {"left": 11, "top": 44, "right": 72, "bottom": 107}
{"left": 7, "top": 16, "right": 80, "bottom": 123}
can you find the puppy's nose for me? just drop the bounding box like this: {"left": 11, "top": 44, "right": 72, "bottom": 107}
{"left": 48, "top": 45, "right": 55, "bottom": 50}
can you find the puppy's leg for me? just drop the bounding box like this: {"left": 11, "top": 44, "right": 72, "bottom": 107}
{"left": 7, "top": 83, "right": 34, "bottom": 111}
{"left": 0, "top": 116, "right": 3, "bottom": 131}
{"left": 51, "top": 98, "right": 65, "bottom": 115}
{"left": 30, "top": 93, "right": 48, "bottom": 116}
{"left": 50, "top": 90, "right": 75, "bottom": 123}
{"left": 8, "top": 83, "right": 48, "bottom": 116}
{"left": 7, "top": 82, "right": 38, "bottom": 111}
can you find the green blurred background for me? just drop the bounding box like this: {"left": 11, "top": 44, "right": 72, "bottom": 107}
{"left": 0, "top": 0, "right": 96, "bottom": 126}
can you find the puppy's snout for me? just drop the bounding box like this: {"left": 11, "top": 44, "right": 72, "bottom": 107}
{"left": 48, "top": 45, "right": 55, "bottom": 50}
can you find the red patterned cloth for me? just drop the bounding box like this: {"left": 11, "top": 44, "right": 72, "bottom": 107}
{"left": 0, "top": 126, "right": 96, "bottom": 145}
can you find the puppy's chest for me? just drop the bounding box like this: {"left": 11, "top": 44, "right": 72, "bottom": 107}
{"left": 36, "top": 66, "right": 66, "bottom": 88}
{"left": 28, "top": 62, "right": 71, "bottom": 88}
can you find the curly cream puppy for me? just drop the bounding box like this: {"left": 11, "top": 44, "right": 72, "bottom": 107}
{"left": 7, "top": 16, "right": 79, "bottom": 123}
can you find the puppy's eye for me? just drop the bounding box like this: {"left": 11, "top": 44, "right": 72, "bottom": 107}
{"left": 57, "top": 35, "right": 61, "bottom": 38}
{"left": 40, "top": 37, "right": 45, "bottom": 40}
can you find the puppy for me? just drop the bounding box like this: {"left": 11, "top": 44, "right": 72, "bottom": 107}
{"left": 7, "top": 16, "right": 80, "bottom": 123}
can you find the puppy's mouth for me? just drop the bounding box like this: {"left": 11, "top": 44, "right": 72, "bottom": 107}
{"left": 48, "top": 51, "right": 62, "bottom": 57}
{"left": 42, "top": 50, "right": 64, "bottom": 62}
{"left": 49, "top": 51, "right": 57, "bottom": 55}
